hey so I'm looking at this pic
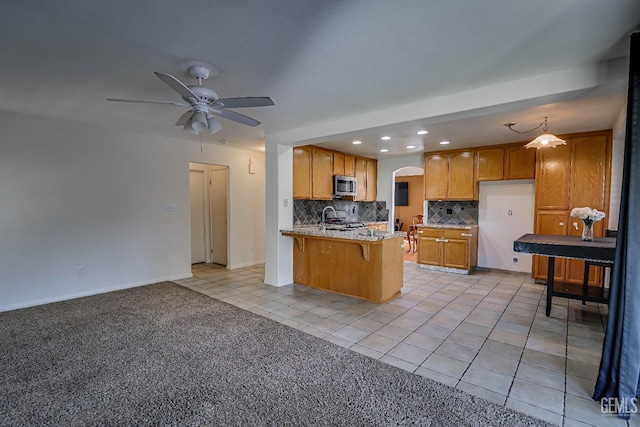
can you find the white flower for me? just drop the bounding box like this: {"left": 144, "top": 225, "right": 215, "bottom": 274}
{"left": 570, "top": 207, "right": 606, "bottom": 222}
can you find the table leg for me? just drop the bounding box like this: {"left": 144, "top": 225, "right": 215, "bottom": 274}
{"left": 546, "top": 256, "right": 555, "bottom": 317}
{"left": 582, "top": 261, "right": 591, "bottom": 305}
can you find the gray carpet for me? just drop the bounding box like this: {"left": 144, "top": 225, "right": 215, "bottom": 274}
{"left": 0, "top": 282, "right": 552, "bottom": 426}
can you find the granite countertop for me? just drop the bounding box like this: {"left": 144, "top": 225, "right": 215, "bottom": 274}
{"left": 416, "top": 224, "right": 478, "bottom": 229}
{"left": 281, "top": 226, "right": 404, "bottom": 242}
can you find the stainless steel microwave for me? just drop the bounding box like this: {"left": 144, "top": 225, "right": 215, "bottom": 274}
{"left": 334, "top": 175, "right": 357, "bottom": 197}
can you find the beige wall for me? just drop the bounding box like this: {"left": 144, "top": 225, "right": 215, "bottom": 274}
{"left": 394, "top": 175, "right": 424, "bottom": 230}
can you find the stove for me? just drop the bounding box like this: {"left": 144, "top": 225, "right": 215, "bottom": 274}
{"left": 322, "top": 209, "right": 367, "bottom": 229}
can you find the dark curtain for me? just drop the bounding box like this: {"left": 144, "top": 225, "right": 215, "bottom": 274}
{"left": 593, "top": 32, "right": 640, "bottom": 419}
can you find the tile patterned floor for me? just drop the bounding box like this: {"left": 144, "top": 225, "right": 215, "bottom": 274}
{"left": 175, "top": 262, "right": 634, "bottom": 427}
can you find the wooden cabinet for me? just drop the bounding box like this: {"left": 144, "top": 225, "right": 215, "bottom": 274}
{"left": 354, "top": 157, "right": 377, "bottom": 201}
{"left": 354, "top": 157, "right": 367, "bottom": 200}
{"left": 365, "top": 159, "right": 377, "bottom": 201}
{"left": 476, "top": 147, "right": 504, "bottom": 181}
{"left": 311, "top": 147, "right": 333, "bottom": 200}
{"left": 533, "top": 131, "right": 611, "bottom": 286}
{"left": 293, "top": 145, "right": 334, "bottom": 200}
{"left": 505, "top": 144, "right": 536, "bottom": 179}
{"left": 334, "top": 153, "right": 355, "bottom": 177}
{"left": 535, "top": 143, "right": 571, "bottom": 210}
{"left": 424, "top": 150, "right": 476, "bottom": 200}
{"left": 416, "top": 226, "right": 478, "bottom": 272}
{"left": 344, "top": 155, "right": 355, "bottom": 176}
{"left": 293, "top": 146, "right": 312, "bottom": 199}
{"left": 424, "top": 153, "right": 448, "bottom": 200}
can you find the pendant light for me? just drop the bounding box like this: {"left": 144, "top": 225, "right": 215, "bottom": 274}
{"left": 504, "top": 117, "right": 566, "bottom": 149}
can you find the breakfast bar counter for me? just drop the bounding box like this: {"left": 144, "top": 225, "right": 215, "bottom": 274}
{"left": 281, "top": 227, "right": 405, "bottom": 303}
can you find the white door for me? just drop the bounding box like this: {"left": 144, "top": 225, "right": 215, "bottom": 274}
{"left": 189, "top": 169, "right": 206, "bottom": 264}
{"left": 209, "top": 166, "right": 228, "bottom": 265}
{"left": 478, "top": 180, "right": 534, "bottom": 272}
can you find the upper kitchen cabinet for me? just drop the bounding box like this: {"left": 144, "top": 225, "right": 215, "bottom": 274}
{"left": 505, "top": 144, "right": 536, "bottom": 180}
{"left": 292, "top": 145, "right": 333, "bottom": 200}
{"left": 293, "top": 146, "right": 312, "bottom": 199}
{"left": 354, "top": 157, "right": 377, "bottom": 201}
{"left": 365, "top": 159, "right": 377, "bottom": 201}
{"left": 535, "top": 143, "right": 571, "bottom": 210}
{"left": 475, "top": 147, "right": 504, "bottom": 181}
{"left": 333, "top": 152, "right": 355, "bottom": 177}
{"left": 311, "top": 146, "right": 333, "bottom": 200}
{"left": 424, "top": 150, "right": 476, "bottom": 200}
{"left": 475, "top": 143, "right": 535, "bottom": 181}
{"left": 535, "top": 131, "right": 610, "bottom": 212}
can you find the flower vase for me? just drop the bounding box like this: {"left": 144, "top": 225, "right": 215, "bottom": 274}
{"left": 582, "top": 220, "right": 594, "bottom": 241}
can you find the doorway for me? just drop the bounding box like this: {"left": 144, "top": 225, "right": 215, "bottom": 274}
{"left": 189, "top": 162, "right": 229, "bottom": 266}
{"left": 392, "top": 166, "right": 424, "bottom": 263}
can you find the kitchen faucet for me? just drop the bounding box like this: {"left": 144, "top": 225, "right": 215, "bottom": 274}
{"left": 321, "top": 206, "right": 337, "bottom": 232}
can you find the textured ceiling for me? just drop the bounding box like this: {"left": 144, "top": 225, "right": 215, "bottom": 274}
{"left": 1, "top": 1, "right": 638, "bottom": 155}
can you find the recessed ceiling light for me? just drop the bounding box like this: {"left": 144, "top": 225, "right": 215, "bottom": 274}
{"left": 406, "top": 145, "right": 416, "bottom": 149}
{"left": 352, "top": 140, "right": 362, "bottom": 145}
{"left": 380, "top": 149, "right": 389, "bottom": 153}
{"left": 417, "top": 130, "right": 428, "bottom": 135}
{"left": 440, "top": 141, "right": 450, "bottom": 145}
{"left": 381, "top": 136, "right": 391, "bottom": 140}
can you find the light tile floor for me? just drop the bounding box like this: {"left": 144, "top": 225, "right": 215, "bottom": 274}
{"left": 175, "top": 262, "right": 634, "bottom": 427}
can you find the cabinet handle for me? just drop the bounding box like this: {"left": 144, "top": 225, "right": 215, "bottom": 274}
{"left": 418, "top": 231, "right": 423, "bottom": 234}
{"left": 460, "top": 233, "right": 472, "bottom": 237}
{"left": 435, "top": 238, "right": 449, "bottom": 242}
{"left": 559, "top": 222, "right": 564, "bottom": 226}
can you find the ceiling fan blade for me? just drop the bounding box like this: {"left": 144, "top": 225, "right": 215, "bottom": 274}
{"left": 106, "top": 98, "right": 189, "bottom": 107}
{"left": 154, "top": 72, "right": 200, "bottom": 102}
{"left": 209, "top": 108, "right": 261, "bottom": 127}
{"left": 214, "top": 97, "right": 274, "bottom": 108}
{"left": 175, "top": 110, "right": 193, "bottom": 126}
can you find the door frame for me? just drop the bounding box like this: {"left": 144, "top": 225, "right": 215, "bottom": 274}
{"left": 188, "top": 162, "right": 230, "bottom": 266}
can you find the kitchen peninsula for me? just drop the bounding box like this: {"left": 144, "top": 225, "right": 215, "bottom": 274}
{"left": 281, "top": 227, "right": 405, "bottom": 303}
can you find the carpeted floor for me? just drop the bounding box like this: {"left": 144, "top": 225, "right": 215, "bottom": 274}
{"left": 0, "top": 282, "right": 552, "bottom": 426}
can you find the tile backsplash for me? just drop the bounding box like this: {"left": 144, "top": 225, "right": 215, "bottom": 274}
{"left": 294, "top": 200, "right": 388, "bottom": 225}
{"left": 427, "top": 200, "right": 478, "bottom": 225}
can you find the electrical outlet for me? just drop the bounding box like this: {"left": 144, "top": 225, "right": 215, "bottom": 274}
{"left": 512, "top": 257, "right": 519, "bottom": 264}
{"left": 163, "top": 203, "right": 177, "bottom": 212}
{"left": 76, "top": 266, "right": 85, "bottom": 276}
{"left": 284, "top": 199, "right": 288, "bottom": 207}
{"left": 508, "top": 210, "right": 513, "bottom": 216}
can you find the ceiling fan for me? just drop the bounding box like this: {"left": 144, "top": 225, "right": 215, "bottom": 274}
{"left": 107, "top": 64, "right": 274, "bottom": 135}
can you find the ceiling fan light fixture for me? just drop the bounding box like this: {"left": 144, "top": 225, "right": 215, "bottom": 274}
{"left": 183, "top": 116, "right": 199, "bottom": 134}
{"left": 207, "top": 116, "right": 223, "bottom": 135}
{"left": 191, "top": 111, "right": 207, "bottom": 132}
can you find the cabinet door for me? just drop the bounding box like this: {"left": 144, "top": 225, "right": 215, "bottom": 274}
{"left": 417, "top": 237, "right": 442, "bottom": 266}
{"left": 344, "top": 155, "right": 355, "bottom": 177}
{"left": 533, "top": 210, "right": 568, "bottom": 281}
{"left": 535, "top": 144, "right": 571, "bottom": 210}
{"left": 333, "top": 152, "right": 345, "bottom": 176}
{"left": 311, "top": 147, "right": 333, "bottom": 200}
{"left": 442, "top": 239, "right": 469, "bottom": 269}
{"left": 365, "top": 159, "right": 377, "bottom": 201}
{"left": 505, "top": 144, "right": 536, "bottom": 180}
{"left": 354, "top": 157, "right": 367, "bottom": 201}
{"left": 569, "top": 135, "right": 609, "bottom": 211}
{"left": 424, "top": 153, "right": 448, "bottom": 200}
{"left": 476, "top": 147, "right": 504, "bottom": 181}
{"left": 448, "top": 151, "right": 476, "bottom": 199}
{"left": 293, "top": 146, "right": 312, "bottom": 199}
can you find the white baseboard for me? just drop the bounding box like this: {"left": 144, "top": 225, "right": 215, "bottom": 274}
{"left": 226, "top": 260, "right": 265, "bottom": 270}
{"left": 0, "top": 272, "right": 193, "bottom": 313}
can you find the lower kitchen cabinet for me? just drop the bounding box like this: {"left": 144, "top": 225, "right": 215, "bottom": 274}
{"left": 416, "top": 226, "right": 478, "bottom": 273}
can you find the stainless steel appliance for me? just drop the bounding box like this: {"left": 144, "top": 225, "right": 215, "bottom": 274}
{"left": 334, "top": 175, "right": 357, "bottom": 197}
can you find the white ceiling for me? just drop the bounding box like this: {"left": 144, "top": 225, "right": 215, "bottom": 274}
{"left": 1, "top": 1, "right": 638, "bottom": 156}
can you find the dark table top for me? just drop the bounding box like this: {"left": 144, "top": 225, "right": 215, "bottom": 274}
{"left": 514, "top": 233, "right": 616, "bottom": 263}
